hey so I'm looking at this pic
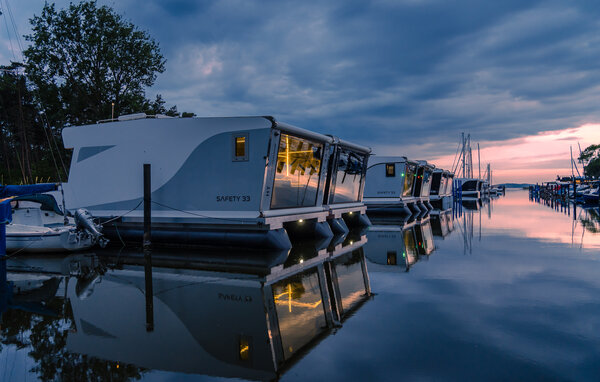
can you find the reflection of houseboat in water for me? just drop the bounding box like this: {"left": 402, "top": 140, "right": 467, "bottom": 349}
{"left": 1, "top": 238, "right": 371, "bottom": 381}
{"left": 67, "top": 248, "right": 371, "bottom": 380}
{"left": 430, "top": 209, "right": 454, "bottom": 239}
{"left": 59, "top": 116, "right": 371, "bottom": 249}
{"left": 363, "top": 219, "right": 435, "bottom": 272}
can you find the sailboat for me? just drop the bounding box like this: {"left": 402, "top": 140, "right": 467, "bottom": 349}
{"left": 2, "top": 184, "right": 107, "bottom": 253}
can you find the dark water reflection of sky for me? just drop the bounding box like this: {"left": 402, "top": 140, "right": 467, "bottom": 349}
{"left": 284, "top": 190, "right": 600, "bottom": 381}
{"left": 1, "top": 190, "right": 600, "bottom": 381}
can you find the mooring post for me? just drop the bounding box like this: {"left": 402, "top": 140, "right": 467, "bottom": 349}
{"left": 144, "top": 248, "right": 154, "bottom": 332}
{"left": 143, "top": 164, "right": 151, "bottom": 249}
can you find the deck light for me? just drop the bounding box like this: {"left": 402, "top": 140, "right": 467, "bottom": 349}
{"left": 349, "top": 211, "right": 353, "bottom": 215}
{"left": 298, "top": 219, "right": 304, "bottom": 223}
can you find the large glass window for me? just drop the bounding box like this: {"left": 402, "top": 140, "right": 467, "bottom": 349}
{"left": 331, "top": 149, "right": 366, "bottom": 204}
{"left": 431, "top": 172, "right": 442, "bottom": 195}
{"left": 421, "top": 169, "right": 433, "bottom": 197}
{"left": 271, "top": 134, "right": 324, "bottom": 209}
{"left": 402, "top": 163, "right": 416, "bottom": 197}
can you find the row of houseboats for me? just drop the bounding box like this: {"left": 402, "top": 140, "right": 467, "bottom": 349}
{"left": 4, "top": 115, "right": 490, "bottom": 252}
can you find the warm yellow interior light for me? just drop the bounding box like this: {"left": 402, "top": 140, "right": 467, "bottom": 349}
{"left": 235, "top": 136, "right": 246, "bottom": 157}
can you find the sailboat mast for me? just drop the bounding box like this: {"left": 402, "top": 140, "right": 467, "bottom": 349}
{"left": 570, "top": 146, "right": 574, "bottom": 179}
{"left": 478, "top": 143, "right": 481, "bottom": 180}
{"left": 461, "top": 132, "right": 465, "bottom": 178}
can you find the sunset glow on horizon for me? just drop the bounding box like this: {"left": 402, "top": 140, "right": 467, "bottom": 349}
{"left": 428, "top": 124, "right": 600, "bottom": 184}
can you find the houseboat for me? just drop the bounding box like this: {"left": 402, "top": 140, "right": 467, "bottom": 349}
{"left": 458, "top": 178, "right": 481, "bottom": 199}
{"left": 412, "top": 161, "right": 435, "bottom": 211}
{"left": 362, "top": 156, "right": 418, "bottom": 216}
{"left": 60, "top": 115, "right": 370, "bottom": 249}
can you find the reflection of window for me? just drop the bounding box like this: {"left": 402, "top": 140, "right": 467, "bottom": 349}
{"left": 239, "top": 336, "right": 250, "bottom": 361}
{"left": 232, "top": 133, "right": 248, "bottom": 161}
{"left": 387, "top": 251, "right": 397, "bottom": 265}
{"left": 272, "top": 269, "right": 327, "bottom": 360}
{"left": 271, "top": 133, "right": 323, "bottom": 209}
{"left": 386, "top": 163, "right": 395, "bottom": 177}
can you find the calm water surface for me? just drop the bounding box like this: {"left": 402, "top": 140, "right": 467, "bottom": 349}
{"left": 1, "top": 190, "right": 600, "bottom": 381}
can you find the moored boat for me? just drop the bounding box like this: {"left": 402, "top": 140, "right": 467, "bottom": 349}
{"left": 7, "top": 193, "right": 107, "bottom": 253}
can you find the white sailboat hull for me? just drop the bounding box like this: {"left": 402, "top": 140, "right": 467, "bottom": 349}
{"left": 6, "top": 224, "right": 94, "bottom": 253}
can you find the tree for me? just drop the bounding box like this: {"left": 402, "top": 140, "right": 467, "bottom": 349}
{"left": 578, "top": 144, "right": 600, "bottom": 178}
{"left": 23, "top": 0, "right": 166, "bottom": 126}
{"left": 0, "top": 63, "right": 65, "bottom": 184}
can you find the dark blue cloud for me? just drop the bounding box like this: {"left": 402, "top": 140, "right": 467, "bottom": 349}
{"left": 5, "top": 0, "right": 600, "bottom": 159}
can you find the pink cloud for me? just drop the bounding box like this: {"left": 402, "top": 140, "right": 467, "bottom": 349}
{"left": 429, "top": 124, "right": 600, "bottom": 184}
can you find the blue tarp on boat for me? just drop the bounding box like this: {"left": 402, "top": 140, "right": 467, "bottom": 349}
{"left": 0, "top": 183, "right": 58, "bottom": 198}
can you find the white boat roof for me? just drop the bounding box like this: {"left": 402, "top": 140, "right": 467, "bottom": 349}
{"left": 367, "top": 156, "right": 412, "bottom": 165}
{"left": 328, "top": 136, "right": 371, "bottom": 154}
{"left": 63, "top": 116, "right": 335, "bottom": 148}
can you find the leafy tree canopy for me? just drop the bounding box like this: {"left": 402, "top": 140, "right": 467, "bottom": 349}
{"left": 579, "top": 144, "right": 600, "bottom": 178}
{"left": 23, "top": 0, "right": 166, "bottom": 126}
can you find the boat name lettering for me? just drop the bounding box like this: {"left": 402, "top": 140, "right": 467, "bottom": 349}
{"left": 377, "top": 191, "right": 396, "bottom": 195}
{"left": 218, "top": 293, "right": 253, "bottom": 302}
{"left": 377, "top": 234, "right": 398, "bottom": 239}
{"left": 216, "top": 195, "right": 251, "bottom": 202}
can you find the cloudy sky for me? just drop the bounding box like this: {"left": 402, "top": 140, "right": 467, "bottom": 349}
{"left": 3, "top": 0, "right": 600, "bottom": 183}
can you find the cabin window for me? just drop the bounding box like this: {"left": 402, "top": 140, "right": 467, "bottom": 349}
{"left": 385, "top": 163, "right": 395, "bottom": 177}
{"left": 403, "top": 164, "right": 416, "bottom": 197}
{"left": 232, "top": 133, "right": 249, "bottom": 161}
{"left": 271, "top": 133, "right": 324, "bottom": 209}
{"left": 330, "top": 149, "right": 367, "bottom": 204}
{"left": 387, "top": 251, "right": 397, "bottom": 265}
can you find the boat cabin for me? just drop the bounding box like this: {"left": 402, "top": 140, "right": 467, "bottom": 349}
{"left": 458, "top": 178, "right": 481, "bottom": 199}
{"left": 60, "top": 115, "right": 368, "bottom": 249}
{"left": 362, "top": 156, "right": 418, "bottom": 216}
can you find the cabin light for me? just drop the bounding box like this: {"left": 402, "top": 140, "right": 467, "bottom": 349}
{"left": 116, "top": 364, "right": 120, "bottom": 369}
{"left": 299, "top": 258, "right": 304, "bottom": 263}
{"left": 298, "top": 219, "right": 304, "bottom": 223}
{"left": 350, "top": 240, "right": 354, "bottom": 245}
{"left": 349, "top": 211, "right": 353, "bottom": 215}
